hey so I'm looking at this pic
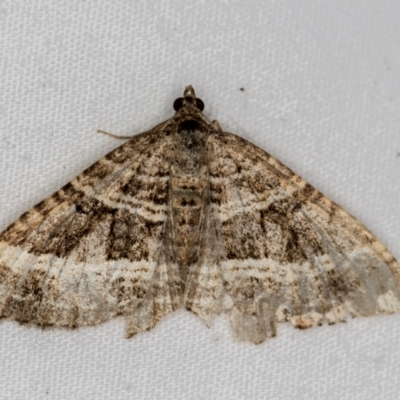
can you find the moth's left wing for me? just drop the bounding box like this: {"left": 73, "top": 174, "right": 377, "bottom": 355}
{"left": 0, "top": 123, "right": 182, "bottom": 337}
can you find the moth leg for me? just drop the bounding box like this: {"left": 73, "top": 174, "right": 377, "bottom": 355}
{"left": 211, "top": 120, "right": 223, "bottom": 132}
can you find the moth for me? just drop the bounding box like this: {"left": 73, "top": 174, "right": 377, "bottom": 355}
{"left": 0, "top": 86, "right": 399, "bottom": 344}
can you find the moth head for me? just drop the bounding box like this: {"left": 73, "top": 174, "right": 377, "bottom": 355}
{"left": 173, "top": 85, "right": 204, "bottom": 112}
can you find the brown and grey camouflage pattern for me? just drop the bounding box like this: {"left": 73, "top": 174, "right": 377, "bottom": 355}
{"left": 0, "top": 86, "right": 399, "bottom": 344}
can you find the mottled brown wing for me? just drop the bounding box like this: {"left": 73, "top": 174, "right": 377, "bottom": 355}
{"left": 205, "top": 131, "right": 400, "bottom": 344}
{"left": 182, "top": 180, "right": 226, "bottom": 326}
{"left": 0, "top": 122, "right": 182, "bottom": 337}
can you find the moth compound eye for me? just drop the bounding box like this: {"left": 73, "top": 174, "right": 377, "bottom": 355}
{"left": 173, "top": 97, "right": 184, "bottom": 111}
{"left": 173, "top": 97, "right": 204, "bottom": 111}
{"left": 195, "top": 98, "right": 204, "bottom": 111}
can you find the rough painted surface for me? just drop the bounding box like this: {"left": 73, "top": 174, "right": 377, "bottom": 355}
{"left": 0, "top": 86, "right": 399, "bottom": 344}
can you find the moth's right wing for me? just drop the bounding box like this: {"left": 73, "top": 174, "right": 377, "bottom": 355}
{"left": 186, "top": 131, "right": 400, "bottom": 344}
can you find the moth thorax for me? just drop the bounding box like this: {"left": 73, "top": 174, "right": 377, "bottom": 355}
{"left": 173, "top": 121, "right": 208, "bottom": 174}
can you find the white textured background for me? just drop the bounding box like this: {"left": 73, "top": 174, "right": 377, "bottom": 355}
{"left": 1, "top": 1, "right": 400, "bottom": 399}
